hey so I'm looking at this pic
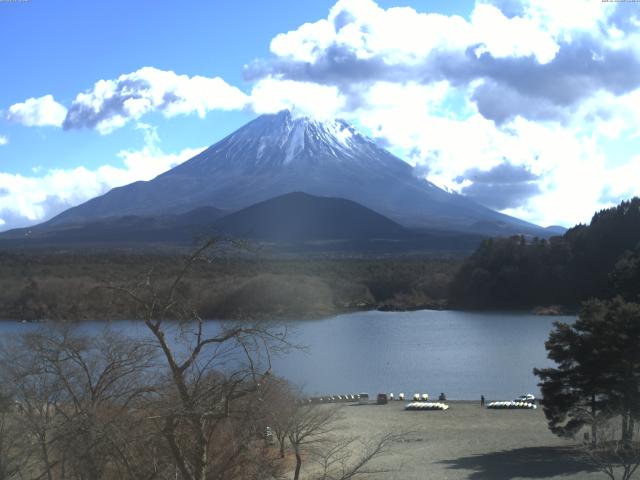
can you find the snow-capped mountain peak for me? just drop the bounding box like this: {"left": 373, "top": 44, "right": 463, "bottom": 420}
{"left": 46, "top": 110, "right": 548, "bottom": 237}
{"left": 199, "top": 110, "right": 379, "bottom": 170}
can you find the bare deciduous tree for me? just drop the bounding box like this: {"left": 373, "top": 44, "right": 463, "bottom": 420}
{"left": 285, "top": 401, "right": 402, "bottom": 480}
{"left": 0, "top": 391, "right": 31, "bottom": 480}
{"left": 259, "top": 376, "right": 299, "bottom": 459}
{"left": 311, "top": 432, "right": 402, "bottom": 480}
{"left": 115, "top": 240, "right": 290, "bottom": 480}
{"left": 578, "top": 414, "right": 640, "bottom": 480}
{"left": 1, "top": 327, "right": 159, "bottom": 480}
{"left": 287, "top": 404, "right": 343, "bottom": 480}
{"left": 0, "top": 240, "right": 401, "bottom": 480}
{"left": 1, "top": 332, "right": 64, "bottom": 480}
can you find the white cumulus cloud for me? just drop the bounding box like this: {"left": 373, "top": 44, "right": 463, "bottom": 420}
{"left": 63, "top": 67, "right": 250, "bottom": 134}
{"left": 250, "top": 78, "right": 346, "bottom": 120}
{"left": 470, "top": 3, "right": 560, "bottom": 63}
{"left": 350, "top": 83, "right": 634, "bottom": 226}
{"left": 0, "top": 135, "right": 7, "bottom": 146}
{"left": 6, "top": 94, "right": 67, "bottom": 127}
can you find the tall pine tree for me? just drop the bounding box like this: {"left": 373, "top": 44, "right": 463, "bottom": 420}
{"left": 534, "top": 298, "right": 640, "bottom": 444}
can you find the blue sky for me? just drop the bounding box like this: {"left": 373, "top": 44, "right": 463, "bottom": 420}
{"left": 1, "top": 0, "right": 639, "bottom": 230}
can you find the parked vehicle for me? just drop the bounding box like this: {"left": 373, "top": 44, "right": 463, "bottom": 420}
{"left": 514, "top": 394, "right": 535, "bottom": 403}
{"left": 377, "top": 393, "right": 388, "bottom": 405}
{"left": 358, "top": 392, "right": 369, "bottom": 405}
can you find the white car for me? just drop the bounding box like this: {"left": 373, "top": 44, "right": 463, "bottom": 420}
{"left": 514, "top": 394, "right": 535, "bottom": 402}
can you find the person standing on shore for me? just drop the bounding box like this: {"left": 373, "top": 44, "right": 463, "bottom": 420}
{"left": 481, "top": 395, "right": 485, "bottom": 407}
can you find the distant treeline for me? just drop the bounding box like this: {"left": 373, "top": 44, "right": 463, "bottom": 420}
{"left": 0, "top": 251, "right": 461, "bottom": 320}
{"left": 5, "top": 197, "right": 638, "bottom": 320}
{"left": 450, "top": 197, "right": 640, "bottom": 310}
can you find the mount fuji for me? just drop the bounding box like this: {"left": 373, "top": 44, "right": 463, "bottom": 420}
{"left": 39, "top": 111, "right": 544, "bottom": 237}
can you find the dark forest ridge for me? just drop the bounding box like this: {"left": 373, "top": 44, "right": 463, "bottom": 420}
{"left": 451, "top": 197, "right": 640, "bottom": 310}
{"left": 211, "top": 191, "right": 409, "bottom": 240}
{"left": 0, "top": 192, "right": 484, "bottom": 253}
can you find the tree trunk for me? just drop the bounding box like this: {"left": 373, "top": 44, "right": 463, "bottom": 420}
{"left": 622, "top": 410, "right": 634, "bottom": 446}
{"left": 293, "top": 446, "right": 302, "bottom": 480}
{"left": 622, "top": 411, "right": 630, "bottom": 445}
{"left": 279, "top": 439, "right": 286, "bottom": 459}
{"left": 195, "top": 419, "right": 208, "bottom": 480}
{"left": 39, "top": 434, "right": 54, "bottom": 480}
{"left": 591, "top": 393, "right": 597, "bottom": 447}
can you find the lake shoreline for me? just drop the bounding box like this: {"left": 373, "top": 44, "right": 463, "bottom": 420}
{"left": 323, "top": 400, "right": 596, "bottom": 479}
{"left": 1, "top": 302, "right": 577, "bottom": 323}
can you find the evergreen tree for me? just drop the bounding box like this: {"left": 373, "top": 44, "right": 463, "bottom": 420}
{"left": 451, "top": 197, "right": 640, "bottom": 309}
{"left": 534, "top": 298, "right": 640, "bottom": 444}
{"left": 599, "top": 298, "right": 640, "bottom": 444}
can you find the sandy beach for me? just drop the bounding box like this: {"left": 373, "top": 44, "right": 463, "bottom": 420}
{"left": 321, "top": 400, "right": 606, "bottom": 480}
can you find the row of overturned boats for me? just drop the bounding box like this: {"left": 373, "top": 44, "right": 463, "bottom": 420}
{"left": 304, "top": 392, "right": 537, "bottom": 411}
{"left": 305, "top": 392, "right": 443, "bottom": 406}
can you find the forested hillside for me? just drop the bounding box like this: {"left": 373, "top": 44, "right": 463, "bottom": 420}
{"left": 0, "top": 253, "right": 460, "bottom": 320}
{"left": 450, "top": 198, "right": 640, "bottom": 309}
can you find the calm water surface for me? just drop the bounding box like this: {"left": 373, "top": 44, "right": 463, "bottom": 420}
{"left": 0, "top": 310, "right": 574, "bottom": 400}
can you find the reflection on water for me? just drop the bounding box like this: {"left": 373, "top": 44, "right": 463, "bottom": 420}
{"left": 1, "top": 310, "right": 574, "bottom": 400}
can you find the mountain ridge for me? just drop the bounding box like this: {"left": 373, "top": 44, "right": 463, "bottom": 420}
{"left": 42, "top": 110, "right": 547, "bottom": 237}
{"left": 0, "top": 192, "right": 484, "bottom": 253}
{"left": 211, "top": 191, "right": 409, "bottom": 241}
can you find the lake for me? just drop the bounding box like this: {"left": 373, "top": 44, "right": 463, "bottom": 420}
{"left": 0, "top": 309, "right": 574, "bottom": 400}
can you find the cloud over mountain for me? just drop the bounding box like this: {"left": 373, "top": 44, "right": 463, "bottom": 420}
{"left": 62, "top": 67, "right": 250, "bottom": 134}
{"left": 245, "top": 0, "right": 640, "bottom": 124}
{"left": 455, "top": 162, "right": 541, "bottom": 210}
{"left": 0, "top": 124, "right": 205, "bottom": 231}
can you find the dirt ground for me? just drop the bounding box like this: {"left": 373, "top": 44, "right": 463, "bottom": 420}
{"left": 321, "top": 400, "right": 609, "bottom": 480}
